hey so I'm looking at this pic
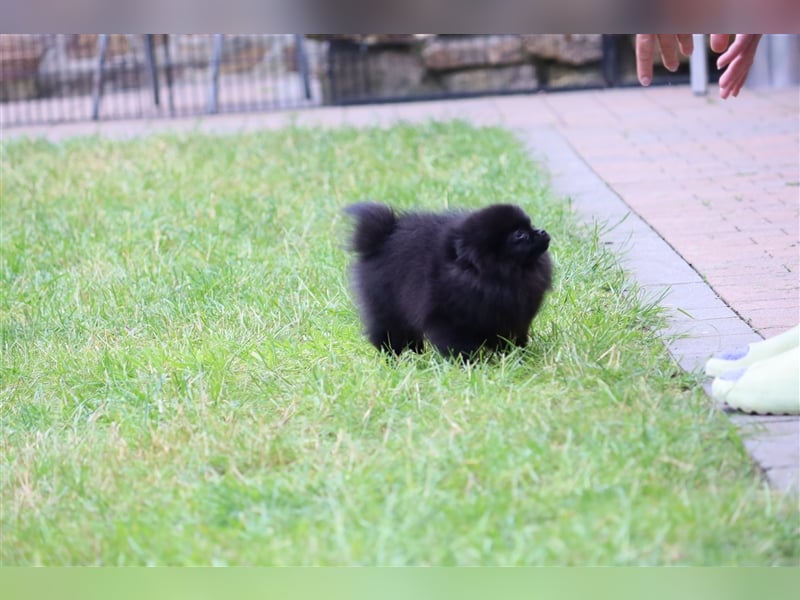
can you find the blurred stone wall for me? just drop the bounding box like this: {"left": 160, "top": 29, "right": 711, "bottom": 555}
{"left": 312, "top": 34, "right": 610, "bottom": 103}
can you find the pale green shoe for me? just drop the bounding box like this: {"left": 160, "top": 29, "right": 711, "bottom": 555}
{"left": 711, "top": 346, "right": 800, "bottom": 415}
{"left": 705, "top": 325, "right": 799, "bottom": 377}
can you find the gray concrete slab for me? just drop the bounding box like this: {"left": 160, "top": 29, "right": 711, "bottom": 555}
{"left": 764, "top": 467, "right": 799, "bottom": 493}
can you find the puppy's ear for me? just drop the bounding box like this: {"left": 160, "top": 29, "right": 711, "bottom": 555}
{"left": 445, "top": 231, "right": 463, "bottom": 260}
{"left": 447, "top": 232, "right": 479, "bottom": 273}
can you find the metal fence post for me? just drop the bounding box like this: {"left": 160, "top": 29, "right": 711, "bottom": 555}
{"left": 295, "top": 34, "right": 312, "bottom": 100}
{"left": 690, "top": 34, "right": 708, "bottom": 96}
{"left": 143, "top": 34, "right": 161, "bottom": 107}
{"left": 162, "top": 35, "right": 175, "bottom": 115}
{"left": 91, "top": 34, "right": 110, "bottom": 120}
{"left": 207, "top": 34, "right": 224, "bottom": 114}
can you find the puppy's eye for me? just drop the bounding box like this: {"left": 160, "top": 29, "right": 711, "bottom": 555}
{"left": 510, "top": 229, "right": 530, "bottom": 243}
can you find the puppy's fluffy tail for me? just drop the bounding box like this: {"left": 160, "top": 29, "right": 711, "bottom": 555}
{"left": 344, "top": 202, "right": 397, "bottom": 256}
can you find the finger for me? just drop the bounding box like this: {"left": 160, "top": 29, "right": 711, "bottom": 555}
{"left": 676, "top": 34, "right": 694, "bottom": 57}
{"left": 729, "top": 58, "right": 753, "bottom": 97}
{"left": 723, "top": 69, "right": 747, "bottom": 99}
{"left": 719, "top": 57, "right": 749, "bottom": 99}
{"left": 717, "top": 35, "right": 748, "bottom": 69}
{"left": 657, "top": 35, "right": 681, "bottom": 71}
{"left": 719, "top": 56, "right": 741, "bottom": 98}
{"left": 719, "top": 67, "right": 741, "bottom": 99}
{"left": 732, "top": 69, "right": 750, "bottom": 97}
{"left": 717, "top": 34, "right": 761, "bottom": 79}
{"left": 710, "top": 34, "right": 732, "bottom": 53}
{"left": 719, "top": 69, "right": 735, "bottom": 99}
{"left": 636, "top": 34, "right": 657, "bottom": 85}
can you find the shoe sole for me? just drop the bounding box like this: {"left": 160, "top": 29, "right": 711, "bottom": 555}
{"left": 724, "top": 401, "right": 798, "bottom": 416}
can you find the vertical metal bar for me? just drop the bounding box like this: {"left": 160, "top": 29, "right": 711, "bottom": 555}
{"left": 143, "top": 33, "right": 160, "bottom": 107}
{"left": 126, "top": 34, "right": 140, "bottom": 120}
{"left": 327, "top": 40, "right": 338, "bottom": 105}
{"left": 359, "top": 40, "right": 368, "bottom": 102}
{"left": 295, "top": 34, "right": 312, "bottom": 101}
{"left": 601, "top": 34, "right": 619, "bottom": 88}
{"left": 161, "top": 34, "right": 175, "bottom": 115}
{"left": 690, "top": 34, "right": 708, "bottom": 96}
{"left": 768, "top": 34, "right": 800, "bottom": 87}
{"left": 207, "top": 34, "right": 224, "bottom": 114}
{"left": 91, "top": 34, "right": 109, "bottom": 120}
{"left": 746, "top": 34, "right": 772, "bottom": 90}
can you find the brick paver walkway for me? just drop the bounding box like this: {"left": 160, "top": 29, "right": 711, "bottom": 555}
{"left": 545, "top": 88, "right": 799, "bottom": 339}
{"left": 5, "top": 85, "right": 799, "bottom": 490}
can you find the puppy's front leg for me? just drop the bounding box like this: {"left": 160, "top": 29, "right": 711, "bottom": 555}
{"left": 424, "top": 317, "right": 484, "bottom": 360}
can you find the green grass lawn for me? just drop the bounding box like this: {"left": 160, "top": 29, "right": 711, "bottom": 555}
{"left": 1, "top": 122, "right": 797, "bottom": 565}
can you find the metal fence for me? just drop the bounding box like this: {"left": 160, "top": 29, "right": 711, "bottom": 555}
{"left": 0, "top": 34, "right": 323, "bottom": 126}
{"left": 0, "top": 34, "right": 698, "bottom": 128}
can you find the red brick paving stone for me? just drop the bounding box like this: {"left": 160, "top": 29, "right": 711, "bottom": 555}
{"left": 609, "top": 182, "right": 691, "bottom": 202}
{"left": 653, "top": 220, "right": 740, "bottom": 237}
{"left": 749, "top": 236, "right": 798, "bottom": 253}
{"left": 743, "top": 295, "right": 800, "bottom": 308}
{"left": 719, "top": 182, "right": 788, "bottom": 196}
{"left": 713, "top": 281, "right": 798, "bottom": 299}
{"left": 745, "top": 184, "right": 799, "bottom": 199}
{"left": 753, "top": 205, "right": 800, "bottom": 220}
{"left": 720, "top": 284, "right": 800, "bottom": 301}
{"left": 687, "top": 188, "right": 733, "bottom": 202}
{"left": 759, "top": 327, "right": 800, "bottom": 341}
{"left": 711, "top": 290, "right": 795, "bottom": 310}
{"left": 716, "top": 310, "right": 796, "bottom": 333}
{"left": 704, "top": 258, "right": 788, "bottom": 282}
{"left": 700, "top": 260, "right": 772, "bottom": 273}
{"left": 745, "top": 307, "right": 799, "bottom": 330}
{"left": 667, "top": 244, "right": 759, "bottom": 264}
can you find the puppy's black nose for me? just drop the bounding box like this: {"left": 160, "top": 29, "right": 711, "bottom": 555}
{"left": 533, "top": 229, "right": 550, "bottom": 252}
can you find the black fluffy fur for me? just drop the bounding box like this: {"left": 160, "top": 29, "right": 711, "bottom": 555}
{"left": 345, "top": 202, "right": 552, "bottom": 359}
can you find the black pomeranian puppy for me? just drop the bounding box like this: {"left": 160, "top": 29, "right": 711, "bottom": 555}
{"left": 345, "top": 202, "right": 552, "bottom": 359}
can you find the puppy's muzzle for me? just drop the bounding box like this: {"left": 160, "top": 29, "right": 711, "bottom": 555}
{"left": 531, "top": 229, "right": 550, "bottom": 254}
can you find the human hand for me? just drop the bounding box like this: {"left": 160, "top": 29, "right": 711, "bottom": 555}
{"left": 636, "top": 33, "right": 763, "bottom": 99}
{"left": 710, "top": 34, "right": 763, "bottom": 99}
{"left": 636, "top": 34, "right": 694, "bottom": 86}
